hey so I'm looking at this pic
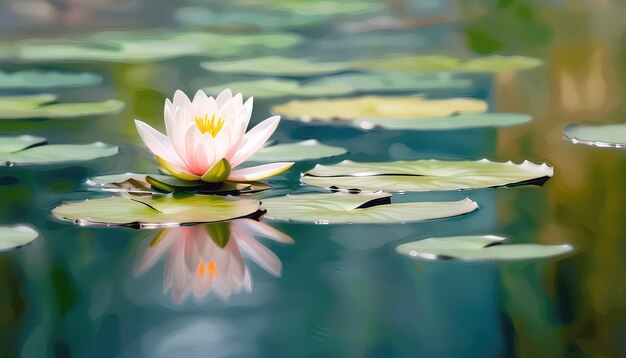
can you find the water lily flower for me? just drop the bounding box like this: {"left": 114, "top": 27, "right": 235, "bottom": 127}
{"left": 134, "top": 219, "right": 293, "bottom": 303}
{"left": 135, "top": 89, "right": 294, "bottom": 182}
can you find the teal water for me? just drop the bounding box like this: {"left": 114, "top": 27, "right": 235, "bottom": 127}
{"left": 1, "top": 1, "right": 626, "bottom": 357}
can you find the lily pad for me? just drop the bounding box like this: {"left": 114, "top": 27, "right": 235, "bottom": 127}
{"left": 201, "top": 56, "right": 350, "bottom": 77}
{"left": 0, "top": 70, "right": 102, "bottom": 88}
{"left": 202, "top": 78, "right": 352, "bottom": 99}
{"left": 302, "top": 159, "right": 553, "bottom": 192}
{"left": 396, "top": 235, "right": 573, "bottom": 261}
{"left": 305, "top": 72, "right": 473, "bottom": 93}
{"left": 354, "top": 55, "right": 543, "bottom": 73}
{"left": 0, "top": 94, "right": 124, "bottom": 119}
{"left": 87, "top": 173, "right": 271, "bottom": 195}
{"left": 14, "top": 31, "right": 301, "bottom": 63}
{"left": 356, "top": 113, "right": 532, "bottom": 130}
{"left": 563, "top": 124, "right": 626, "bottom": 148}
{"left": 0, "top": 225, "right": 39, "bottom": 250}
{"left": 261, "top": 192, "right": 478, "bottom": 224}
{"left": 52, "top": 194, "right": 261, "bottom": 228}
{"left": 233, "top": 0, "right": 384, "bottom": 16}
{"left": 176, "top": 7, "right": 328, "bottom": 30}
{"left": 248, "top": 140, "right": 347, "bottom": 162}
{"left": 0, "top": 135, "right": 118, "bottom": 166}
{"left": 272, "top": 96, "right": 487, "bottom": 123}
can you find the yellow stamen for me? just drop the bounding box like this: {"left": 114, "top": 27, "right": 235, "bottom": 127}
{"left": 197, "top": 261, "right": 218, "bottom": 278}
{"left": 195, "top": 114, "right": 225, "bottom": 137}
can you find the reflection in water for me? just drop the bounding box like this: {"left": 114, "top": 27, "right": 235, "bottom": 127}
{"left": 134, "top": 219, "right": 293, "bottom": 304}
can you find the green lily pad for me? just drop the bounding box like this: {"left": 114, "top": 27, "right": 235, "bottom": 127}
{"left": 563, "top": 124, "right": 626, "bottom": 148}
{"left": 354, "top": 55, "right": 543, "bottom": 73}
{"left": 87, "top": 173, "right": 271, "bottom": 195}
{"left": 176, "top": 6, "right": 329, "bottom": 30}
{"left": 0, "top": 70, "right": 102, "bottom": 88}
{"left": 0, "top": 225, "right": 39, "bottom": 250}
{"left": 355, "top": 113, "right": 532, "bottom": 130}
{"left": 52, "top": 194, "right": 262, "bottom": 228}
{"left": 304, "top": 72, "right": 473, "bottom": 93}
{"left": 233, "top": 0, "right": 384, "bottom": 16}
{"left": 202, "top": 78, "right": 352, "bottom": 99}
{"left": 248, "top": 140, "right": 347, "bottom": 162}
{"left": 273, "top": 96, "right": 487, "bottom": 123}
{"left": 14, "top": 31, "right": 301, "bottom": 63}
{"left": 0, "top": 134, "right": 46, "bottom": 153}
{"left": 0, "top": 135, "right": 118, "bottom": 166}
{"left": 261, "top": 192, "right": 478, "bottom": 224}
{"left": 201, "top": 56, "right": 350, "bottom": 77}
{"left": 302, "top": 159, "right": 553, "bottom": 192}
{"left": 396, "top": 235, "right": 573, "bottom": 261}
{"left": 0, "top": 94, "right": 124, "bottom": 119}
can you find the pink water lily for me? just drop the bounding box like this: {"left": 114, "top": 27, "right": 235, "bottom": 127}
{"left": 135, "top": 89, "right": 294, "bottom": 182}
{"left": 135, "top": 219, "right": 293, "bottom": 303}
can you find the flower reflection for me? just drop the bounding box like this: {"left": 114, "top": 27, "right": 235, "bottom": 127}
{"left": 134, "top": 219, "right": 293, "bottom": 304}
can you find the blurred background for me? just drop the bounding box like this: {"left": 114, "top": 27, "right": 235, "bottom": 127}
{"left": 1, "top": 0, "right": 626, "bottom": 357}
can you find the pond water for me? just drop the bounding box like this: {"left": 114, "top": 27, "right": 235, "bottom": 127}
{"left": 1, "top": 1, "right": 626, "bottom": 357}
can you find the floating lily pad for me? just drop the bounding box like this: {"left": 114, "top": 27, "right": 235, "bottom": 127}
{"left": 52, "top": 194, "right": 261, "bottom": 228}
{"left": 0, "top": 135, "right": 118, "bottom": 166}
{"left": 0, "top": 225, "right": 39, "bottom": 250}
{"left": 354, "top": 55, "right": 543, "bottom": 73}
{"left": 201, "top": 56, "right": 350, "bottom": 76}
{"left": 304, "top": 72, "right": 473, "bottom": 92}
{"left": 356, "top": 113, "right": 532, "bottom": 130}
{"left": 87, "top": 173, "right": 271, "bottom": 195}
{"left": 248, "top": 140, "right": 347, "bottom": 162}
{"left": 176, "top": 7, "right": 328, "bottom": 30}
{"left": 302, "top": 159, "right": 553, "bottom": 192}
{"left": 203, "top": 78, "right": 352, "bottom": 99}
{"left": 0, "top": 70, "right": 102, "bottom": 88}
{"left": 0, "top": 94, "right": 124, "bottom": 119}
{"left": 273, "top": 96, "right": 487, "bottom": 123}
{"left": 563, "top": 124, "right": 626, "bottom": 148}
{"left": 233, "top": 0, "right": 384, "bottom": 16}
{"left": 261, "top": 192, "right": 478, "bottom": 224}
{"left": 396, "top": 236, "right": 573, "bottom": 261}
{"left": 14, "top": 31, "right": 301, "bottom": 63}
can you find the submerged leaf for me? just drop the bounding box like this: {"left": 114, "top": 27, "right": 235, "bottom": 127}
{"left": 302, "top": 159, "right": 553, "bottom": 192}
{"left": 87, "top": 173, "right": 271, "bottom": 195}
{"left": 0, "top": 94, "right": 123, "bottom": 119}
{"left": 563, "top": 124, "right": 626, "bottom": 148}
{"left": 201, "top": 56, "right": 350, "bottom": 76}
{"left": 396, "top": 235, "right": 573, "bottom": 261}
{"left": 249, "top": 140, "right": 347, "bottom": 162}
{"left": 52, "top": 194, "right": 262, "bottom": 227}
{"left": 0, "top": 225, "right": 39, "bottom": 250}
{"left": 273, "top": 96, "right": 487, "bottom": 122}
{"left": 261, "top": 192, "right": 478, "bottom": 224}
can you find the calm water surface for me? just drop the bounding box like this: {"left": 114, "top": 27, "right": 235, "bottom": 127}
{"left": 1, "top": 1, "right": 626, "bottom": 357}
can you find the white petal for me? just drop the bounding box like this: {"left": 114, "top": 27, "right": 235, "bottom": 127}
{"left": 235, "top": 231, "right": 282, "bottom": 277}
{"left": 229, "top": 115, "right": 280, "bottom": 167}
{"left": 216, "top": 88, "right": 233, "bottom": 107}
{"left": 228, "top": 162, "right": 294, "bottom": 181}
{"left": 134, "top": 229, "right": 177, "bottom": 276}
{"left": 234, "top": 219, "right": 294, "bottom": 244}
{"left": 134, "top": 120, "right": 183, "bottom": 166}
{"left": 172, "top": 90, "right": 191, "bottom": 108}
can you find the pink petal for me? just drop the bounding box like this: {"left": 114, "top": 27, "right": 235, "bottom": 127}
{"left": 229, "top": 115, "right": 280, "bottom": 167}
{"left": 227, "top": 162, "right": 294, "bottom": 181}
{"left": 216, "top": 88, "right": 232, "bottom": 106}
{"left": 235, "top": 231, "right": 282, "bottom": 277}
{"left": 172, "top": 90, "right": 191, "bottom": 108}
{"left": 134, "top": 120, "right": 182, "bottom": 166}
{"left": 234, "top": 219, "right": 294, "bottom": 244}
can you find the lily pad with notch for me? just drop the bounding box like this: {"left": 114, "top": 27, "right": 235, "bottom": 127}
{"left": 396, "top": 235, "right": 573, "bottom": 261}
{"left": 0, "top": 135, "right": 118, "bottom": 166}
{"left": 301, "top": 159, "right": 553, "bottom": 192}
{"left": 52, "top": 194, "right": 262, "bottom": 228}
{"left": 563, "top": 123, "right": 626, "bottom": 148}
{"left": 87, "top": 173, "right": 272, "bottom": 195}
{"left": 0, "top": 225, "right": 39, "bottom": 250}
{"left": 261, "top": 192, "right": 478, "bottom": 224}
{"left": 0, "top": 94, "right": 124, "bottom": 119}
